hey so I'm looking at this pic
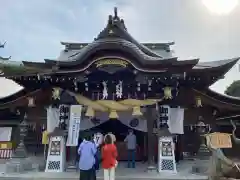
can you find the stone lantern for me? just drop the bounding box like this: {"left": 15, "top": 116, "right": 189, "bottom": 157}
{"left": 195, "top": 120, "right": 211, "bottom": 159}
{"left": 192, "top": 118, "right": 211, "bottom": 174}
{"left": 5, "top": 112, "right": 36, "bottom": 173}
{"left": 13, "top": 113, "right": 28, "bottom": 158}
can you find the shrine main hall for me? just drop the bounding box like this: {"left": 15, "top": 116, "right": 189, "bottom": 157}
{"left": 0, "top": 8, "right": 240, "bottom": 173}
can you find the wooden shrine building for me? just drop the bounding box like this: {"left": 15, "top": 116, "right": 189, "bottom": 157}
{"left": 0, "top": 8, "right": 240, "bottom": 161}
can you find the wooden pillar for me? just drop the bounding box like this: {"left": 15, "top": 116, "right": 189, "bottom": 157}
{"left": 146, "top": 106, "right": 155, "bottom": 166}
{"left": 177, "top": 134, "right": 184, "bottom": 161}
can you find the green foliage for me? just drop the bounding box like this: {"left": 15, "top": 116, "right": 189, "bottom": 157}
{"left": 225, "top": 80, "right": 240, "bottom": 97}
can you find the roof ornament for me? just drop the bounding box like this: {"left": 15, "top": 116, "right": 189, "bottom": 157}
{"left": 113, "top": 7, "right": 120, "bottom": 22}
{"left": 114, "top": 7, "right": 118, "bottom": 18}
{"left": 97, "top": 7, "right": 128, "bottom": 39}
{"left": 108, "top": 15, "right": 113, "bottom": 25}
{"left": 0, "top": 41, "right": 6, "bottom": 48}
{"left": 0, "top": 41, "right": 11, "bottom": 60}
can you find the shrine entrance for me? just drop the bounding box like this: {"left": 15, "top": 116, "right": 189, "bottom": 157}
{"left": 90, "top": 119, "right": 147, "bottom": 161}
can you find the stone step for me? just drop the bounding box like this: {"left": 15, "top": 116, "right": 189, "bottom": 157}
{"left": 0, "top": 172, "right": 208, "bottom": 180}
{"left": 0, "top": 176, "right": 208, "bottom": 180}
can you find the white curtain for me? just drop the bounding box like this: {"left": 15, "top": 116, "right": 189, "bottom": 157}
{"left": 168, "top": 108, "right": 184, "bottom": 134}
{"left": 118, "top": 111, "right": 147, "bottom": 132}
{"left": 77, "top": 107, "right": 184, "bottom": 134}
{"left": 47, "top": 106, "right": 59, "bottom": 133}
{"left": 80, "top": 111, "right": 147, "bottom": 132}
{"left": 80, "top": 111, "right": 109, "bottom": 131}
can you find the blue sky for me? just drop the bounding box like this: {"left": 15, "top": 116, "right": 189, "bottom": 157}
{"left": 0, "top": 0, "right": 240, "bottom": 97}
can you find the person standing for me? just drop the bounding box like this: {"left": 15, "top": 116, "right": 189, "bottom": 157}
{"left": 78, "top": 134, "right": 97, "bottom": 180}
{"left": 93, "top": 132, "right": 103, "bottom": 171}
{"left": 104, "top": 132, "right": 116, "bottom": 144}
{"left": 102, "top": 134, "right": 118, "bottom": 180}
{"left": 124, "top": 129, "right": 137, "bottom": 168}
{"left": 93, "top": 132, "right": 104, "bottom": 146}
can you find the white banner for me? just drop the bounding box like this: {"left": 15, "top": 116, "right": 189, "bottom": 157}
{"left": 66, "top": 105, "right": 82, "bottom": 146}
{"left": 0, "top": 127, "right": 12, "bottom": 141}
{"left": 168, "top": 108, "right": 184, "bottom": 134}
{"left": 157, "top": 105, "right": 171, "bottom": 128}
{"left": 47, "top": 107, "right": 59, "bottom": 133}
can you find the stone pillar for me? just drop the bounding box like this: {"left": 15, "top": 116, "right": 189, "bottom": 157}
{"left": 178, "top": 134, "right": 184, "bottom": 161}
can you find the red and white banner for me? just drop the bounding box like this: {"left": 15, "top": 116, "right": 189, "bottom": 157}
{"left": 0, "top": 149, "right": 13, "bottom": 159}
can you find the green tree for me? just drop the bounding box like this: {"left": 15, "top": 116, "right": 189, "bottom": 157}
{"left": 225, "top": 80, "right": 240, "bottom": 97}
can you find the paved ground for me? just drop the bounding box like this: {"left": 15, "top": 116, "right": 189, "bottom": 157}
{"left": 0, "top": 159, "right": 208, "bottom": 180}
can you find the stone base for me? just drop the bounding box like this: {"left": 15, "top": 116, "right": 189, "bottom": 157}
{"left": 147, "top": 166, "right": 157, "bottom": 173}
{"left": 196, "top": 144, "right": 211, "bottom": 159}
{"left": 5, "top": 157, "right": 38, "bottom": 173}
{"left": 192, "top": 159, "right": 210, "bottom": 175}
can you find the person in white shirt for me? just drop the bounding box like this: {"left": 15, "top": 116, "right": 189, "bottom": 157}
{"left": 124, "top": 129, "right": 137, "bottom": 168}
{"left": 104, "top": 132, "right": 116, "bottom": 144}
{"left": 93, "top": 132, "right": 103, "bottom": 147}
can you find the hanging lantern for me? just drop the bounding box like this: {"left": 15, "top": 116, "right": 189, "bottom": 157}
{"left": 52, "top": 88, "right": 61, "bottom": 100}
{"left": 85, "top": 107, "right": 95, "bottom": 117}
{"left": 74, "top": 81, "right": 78, "bottom": 91}
{"left": 132, "top": 106, "right": 143, "bottom": 116}
{"left": 24, "top": 113, "right": 28, "bottom": 120}
{"left": 137, "top": 83, "right": 141, "bottom": 92}
{"left": 16, "top": 109, "right": 20, "bottom": 115}
{"left": 148, "top": 80, "right": 152, "bottom": 91}
{"left": 163, "top": 86, "right": 172, "bottom": 99}
{"left": 109, "top": 110, "right": 118, "bottom": 119}
{"left": 196, "top": 96, "right": 202, "bottom": 107}
{"left": 27, "top": 97, "right": 35, "bottom": 107}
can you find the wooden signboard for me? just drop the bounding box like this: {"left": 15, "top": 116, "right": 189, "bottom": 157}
{"left": 94, "top": 58, "right": 129, "bottom": 74}
{"left": 0, "top": 142, "right": 13, "bottom": 149}
{"left": 95, "top": 58, "right": 128, "bottom": 68}
{"left": 206, "top": 132, "right": 232, "bottom": 149}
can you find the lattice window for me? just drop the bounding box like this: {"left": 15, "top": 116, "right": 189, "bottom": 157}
{"left": 161, "top": 159, "right": 174, "bottom": 171}
{"left": 47, "top": 161, "right": 60, "bottom": 170}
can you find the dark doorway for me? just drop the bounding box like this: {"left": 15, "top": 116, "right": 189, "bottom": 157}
{"left": 89, "top": 119, "right": 146, "bottom": 161}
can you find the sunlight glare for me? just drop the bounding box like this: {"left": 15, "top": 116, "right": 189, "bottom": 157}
{"left": 202, "top": 0, "right": 239, "bottom": 15}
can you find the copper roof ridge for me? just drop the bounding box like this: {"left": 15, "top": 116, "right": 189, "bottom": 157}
{"left": 193, "top": 88, "right": 240, "bottom": 107}
{"left": 207, "top": 88, "right": 240, "bottom": 101}
{"left": 60, "top": 41, "right": 175, "bottom": 46}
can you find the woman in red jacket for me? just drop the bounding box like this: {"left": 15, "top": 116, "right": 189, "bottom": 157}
{"left": 101, "top": 134, "right": 118, "bottom": 180}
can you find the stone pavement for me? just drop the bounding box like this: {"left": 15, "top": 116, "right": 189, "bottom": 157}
{"left": 0, "top": 159, "right": 208, "bottom": 180}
